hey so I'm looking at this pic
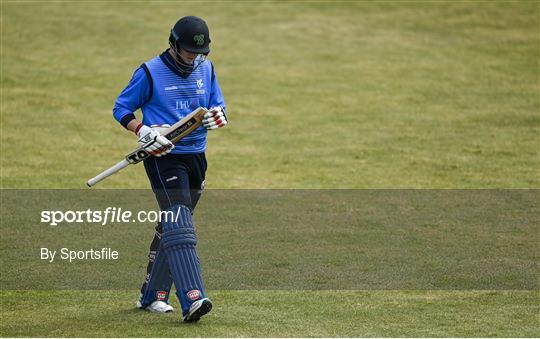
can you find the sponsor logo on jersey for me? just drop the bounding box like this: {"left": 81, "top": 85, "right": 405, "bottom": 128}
{"left": 196, "top": 79, "right": 205, "bottom": 94}
{"left": 176, "top": 100, "right": 190, "bottom": 110}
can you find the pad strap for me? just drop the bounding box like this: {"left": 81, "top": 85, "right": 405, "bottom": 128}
{"left": 161, "top": 228, "right": 197, "bottom": 249}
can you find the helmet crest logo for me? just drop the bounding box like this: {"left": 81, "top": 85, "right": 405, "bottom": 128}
{"left": 193, "top": 34, "right": 205, "bottom": 46}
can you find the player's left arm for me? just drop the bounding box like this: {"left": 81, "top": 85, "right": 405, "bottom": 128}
{"left": 204, "top": 63, "right": 228, "bottom": 131}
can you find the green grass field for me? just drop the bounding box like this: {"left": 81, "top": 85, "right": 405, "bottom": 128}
{"left": 1, "top": 291, "right": 538, "bottom": 337}
{"left": 1, "top": 1, "right": 539, "bottom": 337}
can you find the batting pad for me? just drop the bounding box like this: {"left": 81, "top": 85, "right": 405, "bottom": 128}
{"left": 161, "top": 204, "right": 207, "bottom": 315}
{"left": 138, "top": 224, "right": 173, "bottom": 309}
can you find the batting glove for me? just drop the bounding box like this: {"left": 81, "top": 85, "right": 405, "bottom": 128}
{"left": 203, "top": 106, "right": 228, "bottom": 130}
{"left": 136, "top": 124, "right": 174, "bottom": 157}
{"left": 150, "top": 124, "right": 171, "bottom": 135}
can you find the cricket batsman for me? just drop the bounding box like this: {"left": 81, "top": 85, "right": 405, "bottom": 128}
{"left": 112, "top": 16, "right": 227, "bottom": 322}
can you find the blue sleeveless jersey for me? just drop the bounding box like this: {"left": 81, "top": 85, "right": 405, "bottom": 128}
{"left": 113, "top": 51, "right": 226, "bottom": 154}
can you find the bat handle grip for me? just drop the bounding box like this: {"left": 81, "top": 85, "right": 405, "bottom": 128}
{"left": 86, "top": 159, "right": 130, "bottom": 187}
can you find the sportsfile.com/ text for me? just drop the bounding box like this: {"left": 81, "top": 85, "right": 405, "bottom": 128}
{"left": 40, "top": 207, "right": 181, "bottom": 226}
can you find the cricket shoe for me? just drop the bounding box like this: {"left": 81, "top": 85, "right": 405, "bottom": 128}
{"left": 137, "top": 300, "right": 174, "bottom": 313}
{"left": 183, "top": 298, "right": 212, "bottom": 322}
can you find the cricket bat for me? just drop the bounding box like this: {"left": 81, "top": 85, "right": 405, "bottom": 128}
{"left": 86, "top": 107, "right": 208, "bottom": 187}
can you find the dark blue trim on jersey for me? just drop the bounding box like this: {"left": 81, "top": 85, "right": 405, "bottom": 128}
{"left": 160, "top": 49, "right": 189, "bottom": 78}
{"left": 140, "top": 64, "right": 153, "bottom": 104}
{"left": 120, "top": 113, "right": 136, "bottom": 129}
{"left": 159, "top": 49, "right": 207, "bottom": 79}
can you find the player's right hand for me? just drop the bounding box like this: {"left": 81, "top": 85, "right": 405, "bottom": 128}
{"left": 136, "top": 125, "right": 174, "bottom": 157}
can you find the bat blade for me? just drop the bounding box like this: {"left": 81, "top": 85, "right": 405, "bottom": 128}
{"left": 124, "top": 107, "right": 207, "bottom": 164}
{"left": 86, "top": 107, "right": 208, "bottom": 187}
{"left": 163, "top": 106, "right": 207, "bottom": 143}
